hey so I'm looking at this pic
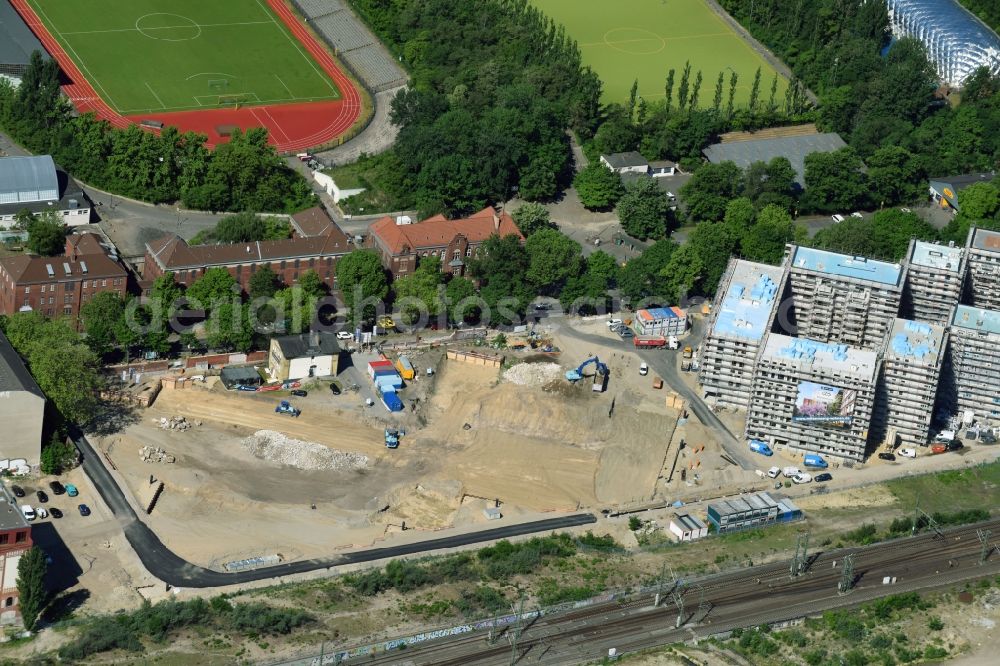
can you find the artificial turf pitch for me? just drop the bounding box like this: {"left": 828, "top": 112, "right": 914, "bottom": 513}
{"left": 534, "top": 0, "right": 786, "bottom": 106}
{"left": 25, "top": 0, "right": 341, "bottom": 114}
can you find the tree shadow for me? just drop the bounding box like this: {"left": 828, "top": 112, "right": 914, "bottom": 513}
{"left": 42, "top": 588, "right": 91, "bottom": 624}
{"left": 85, "top": 399, "right": 141, "bottom": 437}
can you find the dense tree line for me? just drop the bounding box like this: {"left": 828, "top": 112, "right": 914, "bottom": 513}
{"left": 346, "top": 0, "right": 601, "bottom": 216}
{"left": 189, "top": 212, "right": 290, "bottom": 245}
{"left": 0, "top": 53, "right": 312, "bottom": 213}
{"left": 717, "top": 0, "right": 1000, "bottom": 180}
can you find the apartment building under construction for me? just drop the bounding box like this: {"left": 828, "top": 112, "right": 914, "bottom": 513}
{"left": 945, "top": 305, "right": 1000, "bottom": 423}
{"left": 965, "top": 228, "right": 1000, "bottom": 311}
{"left": 904, "top": 240, "right": 966, "bottom": 325}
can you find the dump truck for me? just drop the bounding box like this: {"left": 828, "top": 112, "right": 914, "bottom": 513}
{"left": 634, "top": 336, "right": 667, "bottom": 349}
{"left": 682, "top": 346, "right": 693, "bottom": 359}
{"left": 275, "top": 400, "right": 301, "bottom": 417}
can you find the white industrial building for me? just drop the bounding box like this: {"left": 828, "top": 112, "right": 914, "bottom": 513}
{"left": 668, "top": 513, "right": 708, "bottom": 542}
{"left": 0, "top": 155, "right": 90, "bottom": 226}
{"left": 0, "top": 330, "right": 44, "bottom": 467}
{"left": 267, "top": 332, "right": 341, "bottom": 382}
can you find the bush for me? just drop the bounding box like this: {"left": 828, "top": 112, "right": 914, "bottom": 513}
{"left": 869, "top": 634, "right": 893, "bottom": 650}
{"left": 843, "top": 648, "right": 870, "bottom": 666}
{"left": 776, "top": 628, "right": 807, "bottom": 647}
{"left": 577, "top": 532, "right": 621, "bottom": 551}
{"left": 846, "top": 522, "right": 879, "bottom": 544}
{"left": 923, "top": 646, "right": 947, "bottom": 660}
{"left": 628, "top": 516, "right": 643, "bottom": 531}
{"left": 927, "top": 616, "right": 944, "bottom": 631}
{"left": 825, "top": 610, "right": 866, "bottom": 642}
{"left": 804, "top": 648, "right": 828, "bottom": 665}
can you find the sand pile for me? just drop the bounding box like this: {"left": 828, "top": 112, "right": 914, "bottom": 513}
{"left": 241, "top": 430, "right": 368, "bottom": 471}
{"left": 503, "top": 362, "right": 563, "bottom": 386}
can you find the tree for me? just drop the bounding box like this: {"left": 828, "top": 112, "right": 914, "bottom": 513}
{"left": 869, "top": 209, "right": 938, "bottom": 260}
{"left": 680, "top": 161, "right": 743, "bottom": 222}
{"left": 445, "top": 276, "right": 478, "bottom": 324}
{"left": 16, "top": 546, "right": 47, "bottom": 631}
{"left": 689, "top": 71, "right": 703, "bottom": 110}
{"left": 26, "top": 211, "right": 65, "bottom": 257}
{"left": 712, "top": 71, "right": 725, "bottom": 112}
{"left": 80, "top": 292, "right": 126, "bottom": 357}
{"left": 467, "top": 234, "right": 531, "bottom": 324}
{"left": 687, "top": 220, "right": 742, "bottom": 296}
{"left": 512, "top": 202, "right": 556, "bottom": 237}
{"left": 619, "top": 240, "right": 678, "bottom": 302}
{"left": 206, "top": 301, "right": 255, "bottom": 352}
{"left": 726, "top": 72, "right": 738, "bottom": 118}
{"left": 677, "top": 61, "right": 692, "bottom": 110}
{"left": 296, "top": 269, "right": 328, "bottom": 299}
{"left": 956, "top": 182, "right": 1000, "bottom": 220}
{"left": 801, "top": 148, "right": 870, "bottom": 214}
{"left": 743, "top": 157, "right": 797, "bottom": 211}
{"left": 191, "top": 212, "right": 290, "bottom": 245}
{"left": 616, "top": 177, "right": 672, "bottom": 240}
{"left": 248, "top": 265, "right": 280, "bottom": 299}
{"left": 665, "top": 68, "right": 675, "bottom": 110}
{"left": 866, "top": 146, "right": 925, "bottom": 207}
{"left": 336, "top": 250, "right": 389, "bottom": 323}
{"left": 660, "top": 243, "right": 704, "bottom": 301}
{"left": 29, "top": 341, "right": 101, "bottom": 424}
{"left": 573, "top": 163, "right": 624, "bottom": 210}
{"left": 185, "top": 267, "right": 239, "bottom": 311}
{"left": 741, "top": 205, "right": 800, "bottom": 264}
{"left": 748, "top": 67, "right": 762, "bottom": 113}
{"left": 392, "top": 257, "right": 444, "bottom": 322}
{"left": 40, "top": 434, "right": 76, "bottom": 476}
{"left": 525, "top": 229, "right": 582, "bottom": 293}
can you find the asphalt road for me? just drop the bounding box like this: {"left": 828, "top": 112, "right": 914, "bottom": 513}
{"left": 72, "top": 430, "right": 596, "bottom": 588}
{"left": 297, "top": 518, "right": 1000, "bottom": 665}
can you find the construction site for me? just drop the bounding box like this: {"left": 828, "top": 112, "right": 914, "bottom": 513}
{"left": 90, "top": 318, "right": 719, "bottom": 569}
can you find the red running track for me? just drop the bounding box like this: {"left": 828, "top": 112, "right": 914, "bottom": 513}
{"left": 9, "top": 0, "right": 363, "bottom": 152}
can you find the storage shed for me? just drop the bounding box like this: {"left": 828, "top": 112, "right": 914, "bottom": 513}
{"left": 669, "top": 513, "right": 708, "bottom": 541}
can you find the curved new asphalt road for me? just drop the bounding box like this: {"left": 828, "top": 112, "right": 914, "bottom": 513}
{"left": 72, "top": 432, "right": 596, "bottom": 588}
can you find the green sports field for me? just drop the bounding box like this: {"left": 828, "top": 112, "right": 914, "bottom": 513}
{"left": 534, "top": 0, "right": 786, "bottom": 107}
{"left": 25, "top": 0, "right": 340, "bottom": 113}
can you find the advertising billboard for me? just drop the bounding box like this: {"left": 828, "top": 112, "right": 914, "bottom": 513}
{"left": 792, "top": 381, "right": 855, "bottom": 428}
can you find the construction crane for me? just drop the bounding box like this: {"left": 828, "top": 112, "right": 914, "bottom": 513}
{"left": 565, "top": 356, "right": 609, "bottom": 382}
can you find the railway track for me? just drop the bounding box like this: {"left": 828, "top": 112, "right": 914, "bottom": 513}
{"left": 353, "top": 519, "right": 1000, "bottom": 665}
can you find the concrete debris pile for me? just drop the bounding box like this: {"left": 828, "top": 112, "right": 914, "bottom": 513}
{"left": 241, "top": 430, "right": 369, "bottom": 471}
{"left": 154, "top": 415, "right": 200, "bottom": 431}
{"left": 139, "top": 446, "right": 176, "bottom": 464}
{"left": 502, "top": 362, "right": 563, "bottom": 386}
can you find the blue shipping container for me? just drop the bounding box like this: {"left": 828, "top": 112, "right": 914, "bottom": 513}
{"left": 380, "top": 389, "right": 404, "bottom": 412}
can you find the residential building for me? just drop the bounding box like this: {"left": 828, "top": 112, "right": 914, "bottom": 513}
{"left": 143, "top": 223, "right": 351, "bottom": 294}
{"left": 633, "top": 307, "right": 687, "bottom": 337}
{"left": 873, "top": 319, "right": 948, "bottom": 446}
{"left": 965, "top": 228, "right": 1000, "bottom": 311}
{"left": 944, "top": 306, "right": 1000, "bottom": 424}
{"left": 904, "top": 239, "right": 965, "bottom": 325}
{"left": 599, "top": 152, "right": 649, "bottom": 175}
{"left": 746, "top": 334, "right": 880, "bottom": 461}
{"left": 785, "top": 245, "right": 905, "bottom": 350}
{"left": 706, "top": 492, "right": 800, "bottom": 534}
{"left": 0, "top": 482, "right": 32, "bottom": 624}
{"left": 0, "top": 233, "right": 128, "bottom": 326}
{"left": 928, "top": 173, "right": 995, "bottom": 211}
{"left": 289, "top": 206, "right": 341, "bottom": 239}
{"left": 702, "top": 130, "right": 847, "bottom": 189}
{"left": 267, "top": 331, "right": 341, "bottom": 382}
{"left": 649, "top": 160, "right": 677, "bottom": 177}
{"left": 367, "top": 206, "right": 522, "bottom": 278}
{"left": 0, "top": 329, "right": 44, "bottom": 467}
{"left": 668, "top": 513, "right": 708, "bottom": 542}
{"left": 0, "top": 155, "right": 90, "bottom": 226}
{"left": 699, "top": 259, "right": 785, "bottom": 409}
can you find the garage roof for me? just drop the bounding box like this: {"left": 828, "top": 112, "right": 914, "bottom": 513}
{"left": 0, "top": 2, "right": 49, "bottom": 68}
{"left": 0, "top": 155, "right": 59, "bottom": 204}
{"left": 702, "top": 133, "right": 847, "bottom": 188}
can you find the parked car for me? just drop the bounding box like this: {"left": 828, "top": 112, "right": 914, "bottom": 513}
{"left": 832, "top": 214, "right": 845, "bottom": 223}
{"left": 639, "top": 362, "right": 648, "bottom": 376}
{"left": 851, "top": 211, "right": 864, "bottom": 219}
{"left": 782, "top": 467, "right": 801, "bottom": 478}
{"left": 49, "top": 481, "right": 65, "bottom": 495}
{"left": 10, "top": 485, "right": 24, "bottom": 498}
{"left": 65, "top": 484, "right": 78, "bottom": 497}
{"left": 236, "top": 384, "right": 258, "bottom": 392}
{"left": 766, "top": 466, "right": 781, "bottom": 478}
{"left": 336, "top": 331, "right": 354, "bottom": 340}
{"left": 49, "top": 508, "right": 63, "bottom": 519}
{"left": 290, "top": 389, "right": 308, "bottom": 397}
{"left": 533, "top": 303, "right": 551, "bottom": 311}
{"left": 878, "top": 452, "right": 896, "bottom": 461}
{"left": 36, "top": 508, "right": 48, "bottom": 519}
{"left": 815, "top": 473, "right": 833, "bottom": 482}
{"left": 77, "top": 504, "right": 91, "bottom": 517}
{"left": 899, "top": 447, "right": 917, "bottom": 458}
{"left": 329, "top": 382, "right": 341, "bottom": 395}
{"left": 36, "top": 490, "right": 48, "bottom": 503}
{"left": 607, "top": 318, "right": 623, "bottom": 328}
{"left": 793, "top": 473, "right": 813, "bottom": 484}
{"left": 20, "top": 505, "right": 35, "bottom": 521}
{"left": 617, "top": 327, "right": 633, "bottom": 338}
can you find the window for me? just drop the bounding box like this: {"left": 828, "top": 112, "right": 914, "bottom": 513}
{"left": 65, "top": 282, "right": 72, "bottom": 291}
{"left": 23, "top": 287, "right": 28, "bottom": 294}
{"left": 453, "top": 250, "right": 461, "bottom": 260}
{"left": 0, "top": 534, "right": 8, "bottom": 545}
{"left": 64, "top": 295, "right": 72, "bottom": 304}
{"left": 280, "top": 261, "right": 286, "bottom": 269}
{"left": 466, "top": 247, "right": 473, "bottom": 257}
{"left": 63, "top": 307, "right": 71, "bottom": 315}
{"left": 309, "top": 258, "right": 315, "bottom": 268}
{"left": 101, "top": 279, "right": 107, "bottom": 287}
{"left": 40, "top": 285, "right": 46, "bottom": 293}
{"left": 49, "top": 297, "right": 55, "bottom": 305}
{"left": 14, "top": 531, "right": 25, "bottom": 543}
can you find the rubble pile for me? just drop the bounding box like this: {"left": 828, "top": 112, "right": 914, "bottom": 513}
{"left": 139, "top": 446, "right": 176, "bottom": 464}
{"left": 153, "top": 415, "right": 200, "bottom": 431}
{"left": 241, "top": 430, "right": 369, "bottom": 471}
{"left": 503, "top": 362, "right": 563, "bottom": 386}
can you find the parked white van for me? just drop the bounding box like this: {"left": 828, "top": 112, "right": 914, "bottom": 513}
{"left": 20, "top": 505, "right": 35, "bottom": 521}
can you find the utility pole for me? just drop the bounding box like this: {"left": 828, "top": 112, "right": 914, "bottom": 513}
{"left": 654, "top": 562, "right": 670, "bottom": 607}
{"left": 790, "top": 532, "right": 809, "bottom": 578}
{"left": 670, "top": 580, "right": 686, "bottom": 628}
{"left": 978, "top": 529, "right": 994, "bottom": 565}
{"left": 488, "top": 606, "right": 500, "bottom": 644}
{"left": 838, "top": 553, "right": 856, "bottom": 595}
{"left": 508, "top": 595, "right": 525, "bottom": 666}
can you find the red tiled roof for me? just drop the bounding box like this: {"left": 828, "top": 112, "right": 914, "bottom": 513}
{"left": 369, "top": 207, "right": 523, "bottom": 256}
{"left": 0, "top": 233, "right": 126, "bottom": 283}
{"left": 146, "top": 227, "right": 352, "bottom": 272}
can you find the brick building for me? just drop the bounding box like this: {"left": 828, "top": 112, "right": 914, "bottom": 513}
{"left": 368, "top": 206, "right": 522, "bottom": 278}
{"left": 143, "top": 209, "right": 351, "bottom": 294}
{"left": 0, "top": 483, "right": 32, "bottom": 624}
{"left": 0, "top": 232, "right": 128, "bottom": 326}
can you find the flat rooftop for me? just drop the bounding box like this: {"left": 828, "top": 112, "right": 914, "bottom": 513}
{"left": 710, "top": 492, "right": 779, "bottom": 517}
{"left": 712, "top": 260, "right": 784, "bottom": 342}
{"left": 887, "top": 318, "right": 947, "bottom": 365}
{"left": 909, "top": 240, "right": 964, "bottom": 272}
{"left": 970, "top": 228, "right": 1000, "bottom": 254}
{"left": 952, "top": 305, "right": 1000, "bottom": 336}
{"left": 790, "top": 246, "right": 903, "bottom": 287}
{"left": 702, "top": 132, "right": 847, "bottom": 187}
{"left": 760, "top": 333, "right": 879, "bottom": 380}
{"left": 0, "top": 484, "right": 29, "bottom": 531}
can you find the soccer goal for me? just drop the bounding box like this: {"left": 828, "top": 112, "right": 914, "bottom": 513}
{"left": 208, "top": 79, "right": 230, "bottom": 92}
{"left": 218, "top": 94, "right": 249, "bottom": 108}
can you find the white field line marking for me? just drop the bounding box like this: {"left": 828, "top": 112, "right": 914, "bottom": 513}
{"left": 144, "top": 81, "right": 166, "bottom": 108}
{"left": 252, "top": 0, "right": 337, "bottom": 94}
{"left": 62, "top": 20, "right": 272, "bottom": 36}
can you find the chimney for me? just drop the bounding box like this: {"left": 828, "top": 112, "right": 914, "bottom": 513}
{"left": 492, "top": 212, "right": 500, "bottom": 231}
